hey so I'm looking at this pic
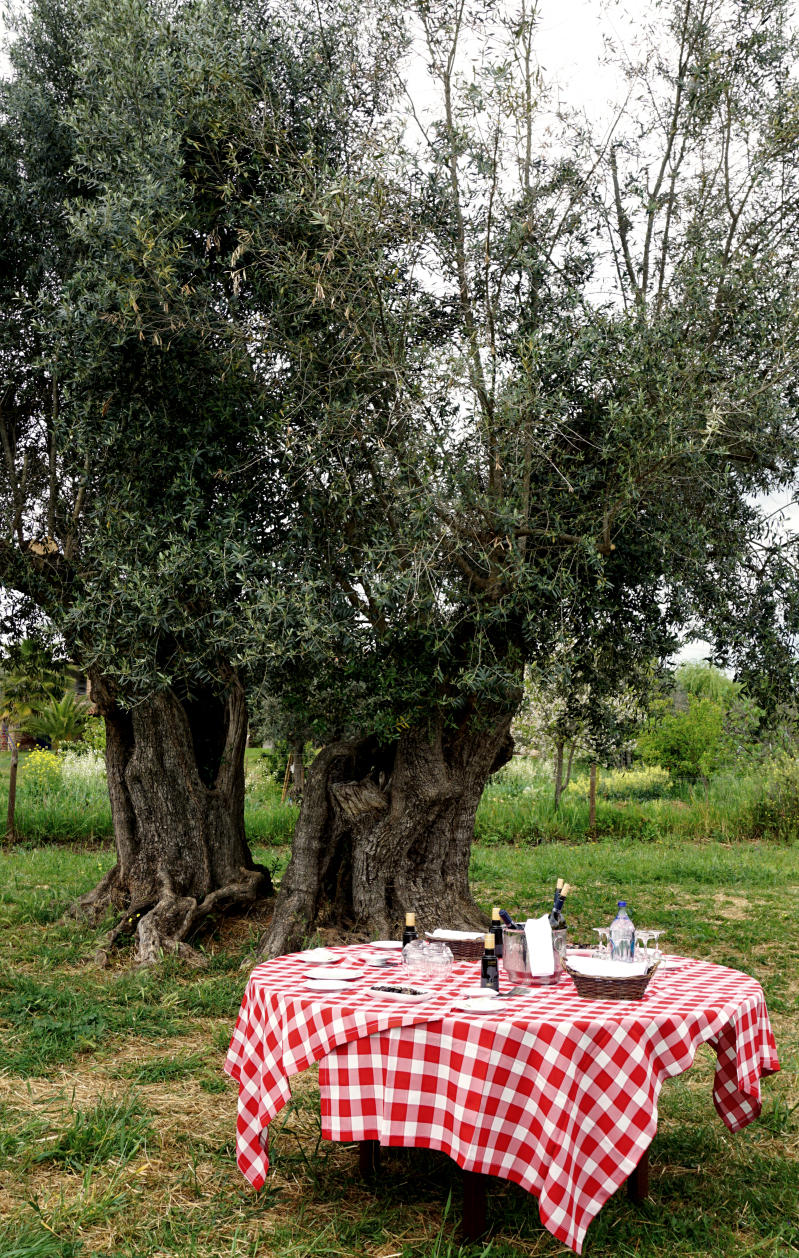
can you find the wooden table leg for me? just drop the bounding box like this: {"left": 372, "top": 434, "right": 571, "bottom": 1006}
{"left": 358, "top": 1139, "right": 381, "bottom": 1181}
{"left": 626, "top": 1147, "right": 649, "bottom": 1203}
{"left": 463, "top": 1169, "right": 488, "bottom": 1242}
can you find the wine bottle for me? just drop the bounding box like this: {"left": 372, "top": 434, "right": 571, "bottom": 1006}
{"left": 498, "top": 908, "right": 518, "bottom": 929}
{"left": 552, "top": 877, "right": 564, "bottom": 909}
{"left": 491, "top": 906, "right": 504, "bottom": 958}
{"left": 480, "top": 933, "right": 500, "bottom": 992}
{"left": 402, "top": 912, "right": 418, "bottom": 949}
{"left": 550, "top": 882, "right": 570, "bottom": 930}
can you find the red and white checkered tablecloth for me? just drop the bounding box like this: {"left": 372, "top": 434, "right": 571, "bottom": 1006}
{"left": 224, "top": 946, "right": 779, "bottom": 1254}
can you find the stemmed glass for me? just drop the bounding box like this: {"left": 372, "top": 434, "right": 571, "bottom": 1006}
{"left": 591, "top": 928, "right": 610, "bottom": 957}
{"left": 634, "top": 930, "right": 664, "bottom": 966}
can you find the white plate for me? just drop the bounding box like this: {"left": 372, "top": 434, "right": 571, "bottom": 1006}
{"left": 452, "top": 998, "right": 504, "bottom": 1013}
{"left": 370, "top": 940, "right": 403, "bottom": 951}
{"left": 304, "top": 979, "right": 355, "bottom": 992}
{"left": 363, "top": 956, "right": 401, "bottom": 967}
{"left": 369, "top": 985, "right": 434, "bottom": 1003}
{"left": 302, "top": 967, "right": 365, "bottom": 981}
{"left": 459, "top": 987, "right": 500, "bottom": 1000}
{"left": 300, "top": 948, "right": 341, "bottom": 965}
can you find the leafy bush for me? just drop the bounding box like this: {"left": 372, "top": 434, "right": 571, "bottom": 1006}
{"left": 748, "top": 754, "right": 799, "bottom": 841}
{"left": 638, "top": 697, "right": 725, "bottom": 781}
{"left": 566, "top": 765, "right": 673, "bottom": 801}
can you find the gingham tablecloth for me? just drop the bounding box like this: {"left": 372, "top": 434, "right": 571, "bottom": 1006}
{"left": 224, "top": 946, "right": 779, "bottom": 1254}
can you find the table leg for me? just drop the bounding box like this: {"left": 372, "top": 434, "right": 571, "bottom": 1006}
{"left": 462, "top": 1169, "right": 488, "bottom": 1242}
{"left": 358, "top": 1139, "right": 381, "bottom": 1181}
{"left": 626, "top": 1147, "right": 649, "bottom": 1203}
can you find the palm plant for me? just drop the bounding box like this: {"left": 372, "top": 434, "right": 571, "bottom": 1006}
{"left": 24, "top": 692, "right": 92, "bottom": 751}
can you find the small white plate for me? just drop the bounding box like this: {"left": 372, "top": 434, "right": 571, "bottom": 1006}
{"left": 363, "top": 956, "right": 401, "bottom": 967}
{"left": 370, "top": 940, "right": 403, "bottom": 951}
{"left": 459, "top": 987, "right": 500, "bottom": 1000}
{"left": 304, "top": 979, "right": 355, "bottom": 992}
{"left": 369, "top": 985, "right": 434, "bottom": 1003}
{"left": 302, "top": 967, "right": 364, "bottom": 981}
{"left": 452, "top": 998, "right": 504, "bottom": 1013}
{"left": 300, "top": 948, "right": 340, "bottom": 965}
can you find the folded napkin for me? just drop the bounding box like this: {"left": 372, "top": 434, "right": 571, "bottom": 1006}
{"left": 567, "top": 957, "right": 648, "bottom": 977}
{"left": 524, "top": 914, "right": 555, "bottom": 977}
{"left": 430, "top": 929, "right": 484, "bottom": 941}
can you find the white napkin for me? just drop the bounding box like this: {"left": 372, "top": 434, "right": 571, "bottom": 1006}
{"left": 567, "top": 957, "right": 648, "bottom": 977}
{"left": 524, "top": 915, "right": 555, "bottom": 976}
{"left": 430, "top": 929, "right": 484, "bottom": 941}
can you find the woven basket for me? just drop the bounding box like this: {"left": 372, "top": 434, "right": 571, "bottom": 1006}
{"left": 425, "top": 932, "right": 485, "bottom": 961}
{"left": 562, "top": 959, "right": 660, "bottom": 1001}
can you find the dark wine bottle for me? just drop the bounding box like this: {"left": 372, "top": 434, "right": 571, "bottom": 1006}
{"left": 552, "top": 877, "right": 564, "bottom": 909}
{"left": 491, "top": 906, "right": 504, "bottom": 958}
{"left": 499, "top": 908, "right": 518, "bottom": 929}
{"left": 549, "top": 883, "right": 570, "bottom": 930}
{"left": 402, "top": 912, "right": 418, "bottom": 949}
{"left": 480, "top": 933, "right": 500, "bottom": 992}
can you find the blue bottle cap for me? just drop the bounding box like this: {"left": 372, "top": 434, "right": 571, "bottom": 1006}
{"left": 617, "top": 900, "right": 626, "bottom": 906}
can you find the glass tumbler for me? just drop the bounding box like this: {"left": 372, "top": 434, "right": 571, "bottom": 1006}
{"left": 424, "top": 940, "right": 454, "bottom": 981}
{"left": 402, "top": 939, "right": 429, "bottom": 975}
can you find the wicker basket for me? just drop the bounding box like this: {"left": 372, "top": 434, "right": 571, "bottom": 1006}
{"left": 562, "top": 959, "right": 660, "bottom": 1001}
{"left": 425, "top": 932, "right": 485, "bottom": 961}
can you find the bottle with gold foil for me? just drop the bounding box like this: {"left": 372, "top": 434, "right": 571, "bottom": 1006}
{"left": 480, "top": 933, "right": 500, "bottom": 992}
{"left": 402, "top": 912, "right": 417, "bottom": 949}
{"left": 491, "top": 905, "right": 504, "bottom": 958}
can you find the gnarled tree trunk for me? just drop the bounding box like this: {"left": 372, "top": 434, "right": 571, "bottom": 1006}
{"left": 72, "top": 671, "right": 272, "bottom": 965}
{"left": 259, "top": 707, "right": 515, "bottom": 958}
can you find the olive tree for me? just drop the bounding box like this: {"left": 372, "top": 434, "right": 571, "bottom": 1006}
{"left": 245, "top": 0, "right": 799, "bottom": 952}
{"left": 0, "top": 0, "right": 402, "bottom": 961}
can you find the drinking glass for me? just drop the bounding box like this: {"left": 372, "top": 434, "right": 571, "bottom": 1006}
{"left": 424, "top": 940, "right": 454, "bottom": 979}
{"left": 591, "top": 927, "right": 610, "bottom": 956}
{"left": 402, "top": 939, "right": 429, "bottom": 975}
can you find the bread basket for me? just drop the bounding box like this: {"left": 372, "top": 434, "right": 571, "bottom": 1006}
{"left": 425, "top": 931, "right": 484, "bottom": 961}
{"left": 562, "top": 959, "right": 660, "bottom": 1001}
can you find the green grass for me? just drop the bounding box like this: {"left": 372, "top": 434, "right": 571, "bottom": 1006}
{"left": 0, "top": 748, "right": 789, "bottom": 849}
{"left": 0, "top": 833, "right": 796, "bottom": 1258}
{"left": 0, "top": 749, "right": 299, "bottom": 846}
{"left": 475, "top": 761, "right": 781, "bottom": 845}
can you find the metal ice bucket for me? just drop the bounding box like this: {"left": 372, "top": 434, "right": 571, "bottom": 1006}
{"left": 501, "top": 926, "right": 566, "bottom": 987}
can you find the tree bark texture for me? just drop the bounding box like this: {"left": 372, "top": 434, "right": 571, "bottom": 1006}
{"left": 259, "top": 708, "right": 515, "bottom": 958}
{"left": 5, "top": 729, "right": 18, "bottom": 842}
{"left": 563, "top": 740, "right": 577, "bottom": 793}
{"left": 290, "top": 738, "right": 305, "bottom": 801}
{"left": 71, "top": 672, "right": 272, "bottom": 965}
{"left": 553, "top": 740, "right": 564, "bottom": 808}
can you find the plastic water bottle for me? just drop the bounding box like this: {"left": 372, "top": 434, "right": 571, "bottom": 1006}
{"left": 609, "top": 901, "right": 635, "bottom": 963}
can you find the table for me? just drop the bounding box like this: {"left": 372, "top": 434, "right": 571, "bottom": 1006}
{"left": 224, "top": 946, "right": 779, "bottom": 1254}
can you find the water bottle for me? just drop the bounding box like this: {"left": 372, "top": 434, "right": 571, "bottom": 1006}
{"left": 609, "top": 901, "right": 635, "bottom": 963}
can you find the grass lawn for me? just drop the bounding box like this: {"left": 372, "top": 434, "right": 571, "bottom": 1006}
{"left": 0, "top": 836, "right": 797, "bottom": 1258}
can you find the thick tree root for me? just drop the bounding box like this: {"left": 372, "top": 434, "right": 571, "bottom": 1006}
{"left": 64, "top": 865, "right": 127, "bottom": 925}
{"left": 71, "top": 866, "right": 268, "bottom": 967}
{"left": 133, "top": 868, "right": 266, "bottom": 967}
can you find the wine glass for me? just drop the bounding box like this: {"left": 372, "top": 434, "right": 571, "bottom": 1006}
{"left": 591, "top": 927, "right": 610, "bottom": 957}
